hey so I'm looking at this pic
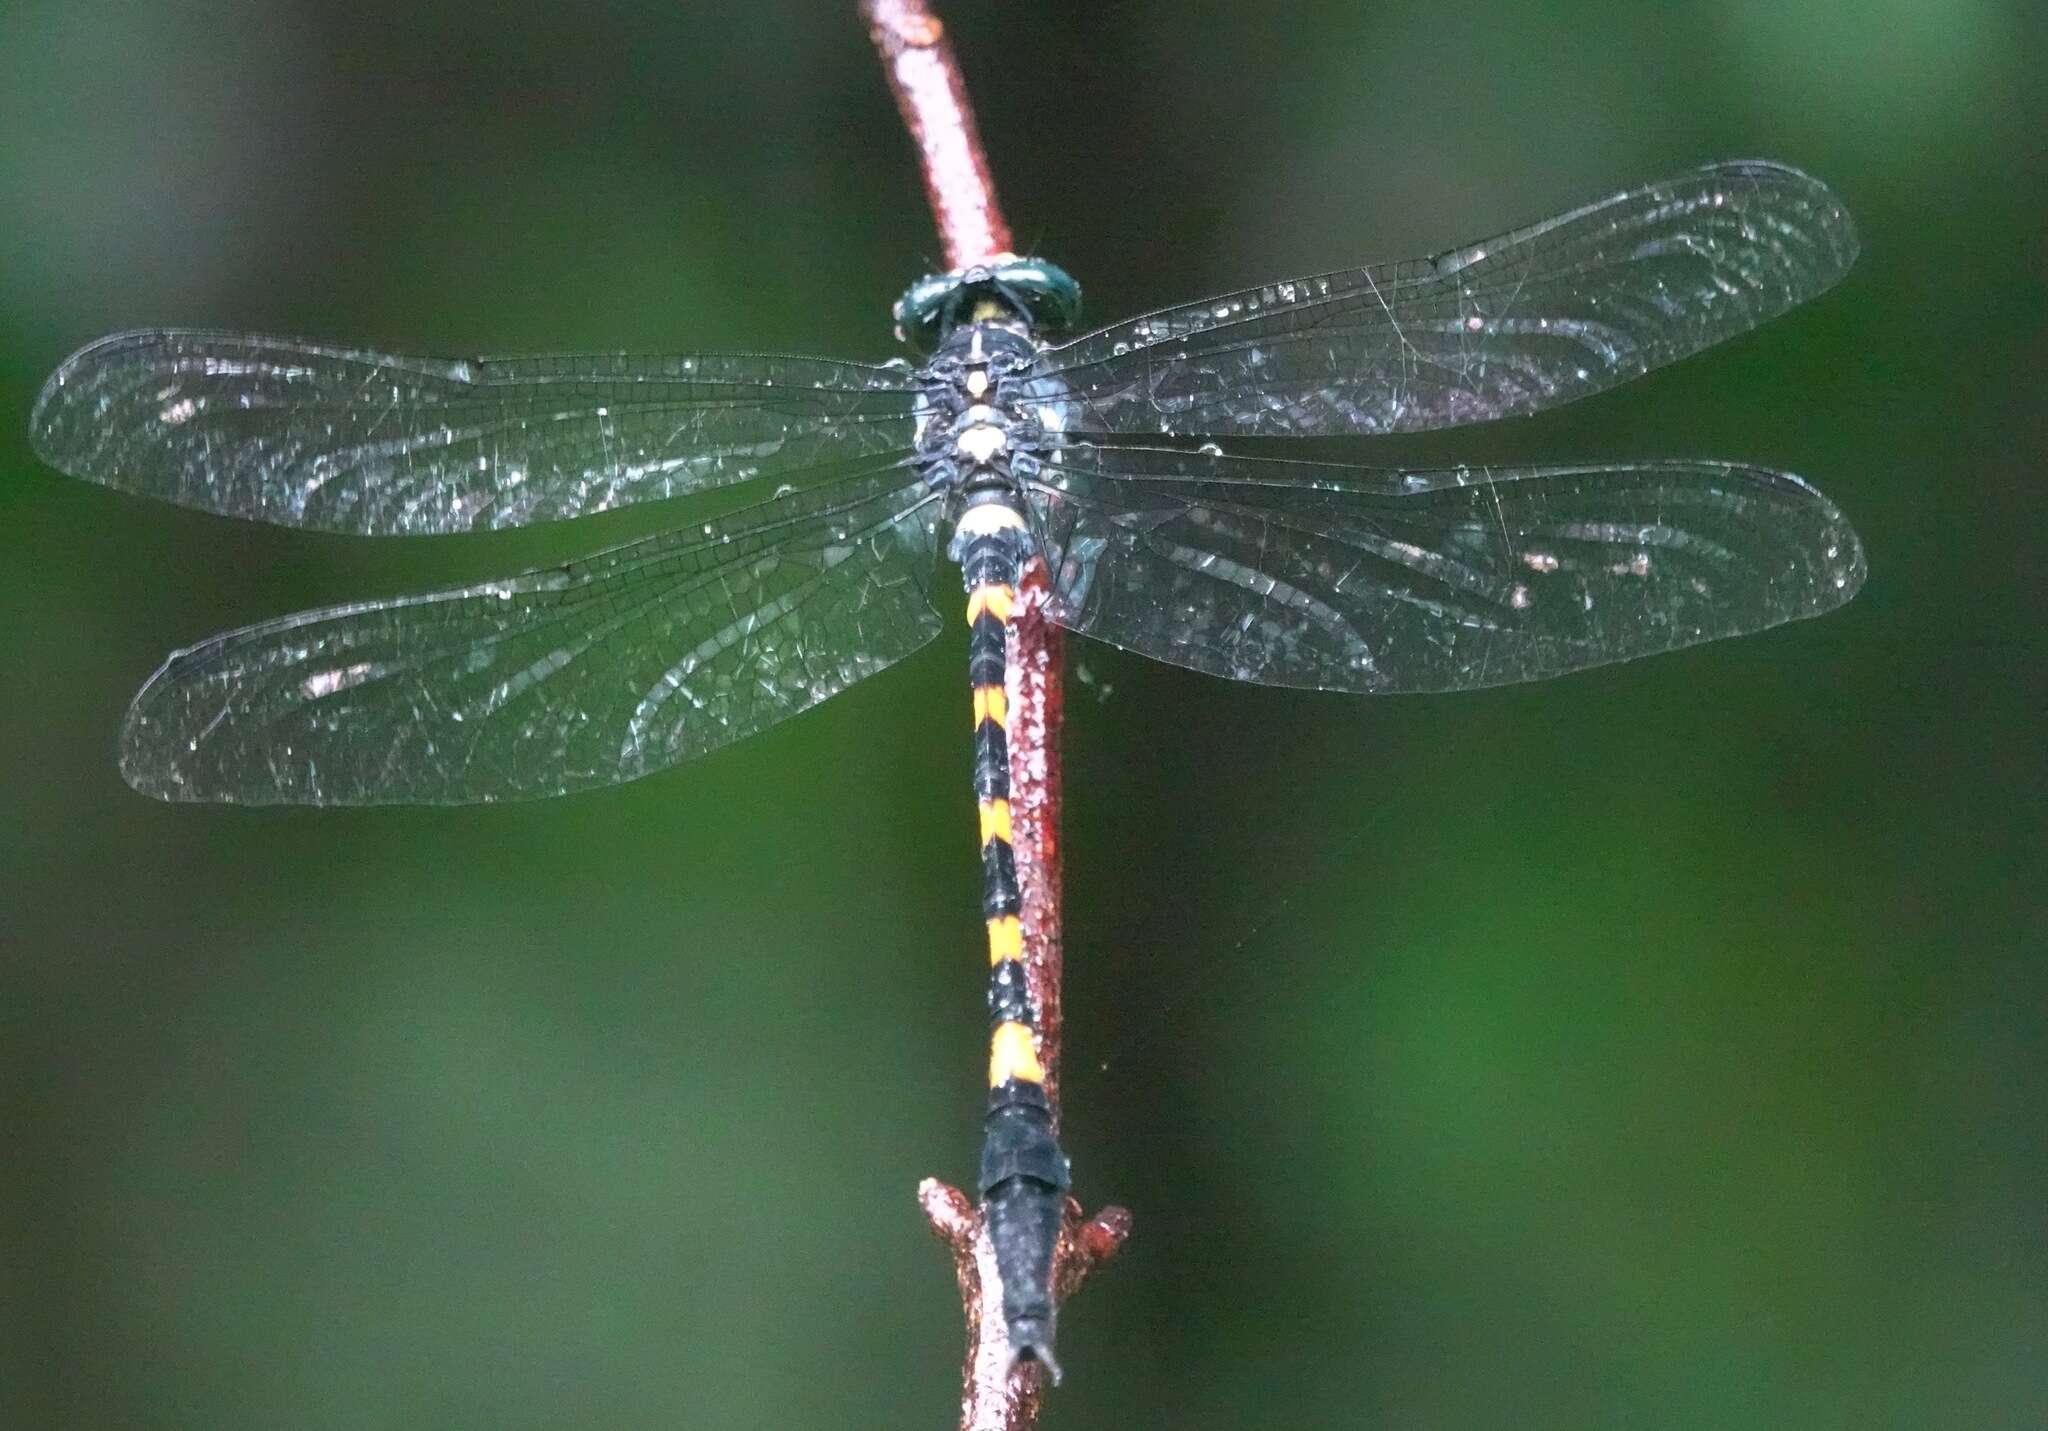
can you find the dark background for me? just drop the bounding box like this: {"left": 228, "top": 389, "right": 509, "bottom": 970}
{"left": 4, "top": 2, "right": 2043, "bottom": 1427}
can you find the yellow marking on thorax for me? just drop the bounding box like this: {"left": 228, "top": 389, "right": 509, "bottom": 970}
{"left": 965, "top": 584, "right": 1016, "bottom": 624}
{"left": 972, "top": 685, "right": 1009, "bottom": 728}
{"left": 989, "top": 1019, "right": 1046, "bottom": 1087}
{"left": 978, "top": 798, "right": 1013, "bottom": 847}
{"left": 986, "top": 914, "right": 1022, "bottom": 964}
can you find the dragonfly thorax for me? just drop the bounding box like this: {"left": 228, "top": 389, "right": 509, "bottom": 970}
{"left": 916, "top": 321, "right": 1056, "bottom": 497}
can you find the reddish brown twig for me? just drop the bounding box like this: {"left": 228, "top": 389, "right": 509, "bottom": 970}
{"left": 859, "top": 2, "right": 1129, "bottom": 1424}
{"left": 1006, "top": 562, "right": 1066, "bottom": 1114}
{"left": 919, "top": 1183, "right": 1131, "bottom": 1431}
{"left": 859, "top": 0, "right": 1013, "bottom": 270}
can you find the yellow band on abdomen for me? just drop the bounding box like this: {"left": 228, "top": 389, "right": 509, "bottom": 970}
{"left": 989, "top": 1019, "right": 1046, "bottom": 1087}
{"left": 986, "top": 914, "right": 1022, "bottom": 964}
{"left": 966, "top": 584, "right": 1016, "bottom": 625}
{"left": 978, "top": 797, "right": 1013, "bottom": 847}
{"left": 971, "top": 684, "right": 1009, "bottom": 729}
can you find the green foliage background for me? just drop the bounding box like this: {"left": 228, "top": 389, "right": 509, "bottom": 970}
{"left": 3, "top": 2, "right": 2042, "bottom": 1426}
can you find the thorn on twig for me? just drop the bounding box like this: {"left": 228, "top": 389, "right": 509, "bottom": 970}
{"left": 920, "top": 1180, "right": 1132, "bottom": 1426}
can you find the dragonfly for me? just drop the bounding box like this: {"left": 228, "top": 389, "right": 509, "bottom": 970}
{"left": 29, "top": 159, "right": 1863, "bottom": 1375}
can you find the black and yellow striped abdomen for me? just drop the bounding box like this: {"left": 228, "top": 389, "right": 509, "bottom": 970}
{"left": 957, "top": 512, "right": 1070, "bottom": 1372}
{"left": 968, "top": 575, "right": 1041, "bottom": 1089}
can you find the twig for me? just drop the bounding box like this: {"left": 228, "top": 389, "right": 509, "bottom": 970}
{"left": 859, "top": 0, "right": 1013, "bottom": 271}
{"left": 1005, "top": 563, "right": 1066, "bottom": 1115}
{"left": 919, "top": 1182, "right": 1130, "bottom": 1431}
{"left": 858, "top": 3, "right": 1130, "bottom": 1425}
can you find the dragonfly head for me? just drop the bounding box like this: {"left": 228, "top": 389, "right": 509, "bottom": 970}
{"left": 893, "top": 256, "right": 1083, "bottom": 350}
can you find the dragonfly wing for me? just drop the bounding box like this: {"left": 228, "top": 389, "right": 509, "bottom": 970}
{"left": 122, "top": 469, "right": 943, "bottom": 804}
{"left": 31, "top": 330, "right": 920, "bottom": 533}
{"left": 1026, "top": 445, "right": 1863, "bottom": 692}
{"left": 1032, "top": 161, "right": 1857, "bottom": 437}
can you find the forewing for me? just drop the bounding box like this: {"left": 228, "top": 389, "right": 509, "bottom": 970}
{"left": 31, "top": 330, "right": 919, "bottom": 533}
{"left": 1028, "top": 446, "right": 1863, "bottom": 692}
{"left": 1032, "top": 162, "right": 1857, "bottom": 437}
{"left": 122, "top": 469, "right": 943, "bottom": 804}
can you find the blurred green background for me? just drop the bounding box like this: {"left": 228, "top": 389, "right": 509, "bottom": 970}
{"left": 3, "top": 1, "right": 2043, "bottom": 1427}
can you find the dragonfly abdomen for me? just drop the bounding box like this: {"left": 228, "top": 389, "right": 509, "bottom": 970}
{"left": 957, "top": 505, "right": 1071, "bottom": 1375}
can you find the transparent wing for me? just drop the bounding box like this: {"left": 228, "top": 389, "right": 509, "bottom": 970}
{"left": 30, "top": 330, "right": 920, "bottom": 534}
{"left": 1027, "top": 445, "right": 1863, "bottom": 692}
{"left": 122, "top": 466, "right": 943, "bottom": 804}
{"left": 1031, "top": 161, "right": 1857, "bottom": 437}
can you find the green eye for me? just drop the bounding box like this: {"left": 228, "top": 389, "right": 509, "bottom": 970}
{"left": 891, "top": 271, "right": 963, "bottom": 347}
{"left": 991, "top": 258, "right": 1083, "bottom": 336}
{"left": 893, "top": 258, "right": 1084, "bottom": 348}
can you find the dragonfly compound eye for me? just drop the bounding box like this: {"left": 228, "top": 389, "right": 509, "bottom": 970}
{"left": 894, "top": 257, "right": 1084, "bottom": 349}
